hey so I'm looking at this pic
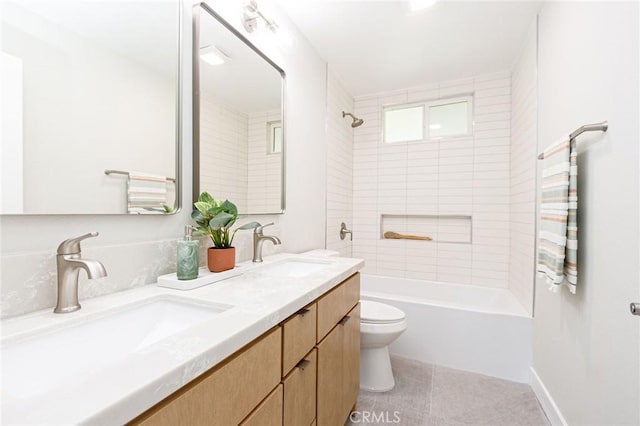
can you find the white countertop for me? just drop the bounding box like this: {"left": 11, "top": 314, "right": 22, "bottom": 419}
{"left": 1, "top": 253, "right": 364, "bottom": 425}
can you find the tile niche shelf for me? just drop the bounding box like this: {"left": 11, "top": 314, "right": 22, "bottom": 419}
{"left": 380, "top": 214, "right": 472, "bottom": 244}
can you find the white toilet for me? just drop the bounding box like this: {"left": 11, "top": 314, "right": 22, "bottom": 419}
{"left": 359, "top": 300, "right": 408, "bottom": 392}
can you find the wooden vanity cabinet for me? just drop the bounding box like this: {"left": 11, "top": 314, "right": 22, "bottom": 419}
{"left": 130, "top": 272, "right": 360, "bottom": 426}
{"left": 317, "top": 273, "right": 361, "bottom": 426}
{"left": 130, "top": 327, "right": 282, "bottom": 426}
{"left": 240, "top": 385, "right": 283, "bottom": 426}
{"left": 282, "top": 348, "right": 317, "bottom": 426}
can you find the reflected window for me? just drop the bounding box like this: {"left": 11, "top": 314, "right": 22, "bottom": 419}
{"left": 268, "top": 121, "right": 282, "bottom": 154}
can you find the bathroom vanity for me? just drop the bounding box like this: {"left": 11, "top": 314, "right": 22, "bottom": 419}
{"left": 131, "top": 273, "right": 360, "bottom": 426}
{"left": 1, "top": 254, "right": 363, "bottom": 425}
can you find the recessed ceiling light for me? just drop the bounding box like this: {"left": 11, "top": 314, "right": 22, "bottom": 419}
{"left": 200, "top": 45, "right": 230, "bottom": 66}
{"left": 410, "top": 0, "right": 438, "bottom": 12}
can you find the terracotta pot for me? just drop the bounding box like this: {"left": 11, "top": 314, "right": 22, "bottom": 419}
{"left": 207, "top": 247, "right": 236, "bottom": 272}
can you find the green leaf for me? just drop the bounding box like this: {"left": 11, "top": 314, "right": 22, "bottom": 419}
{"left": 194, "top": 201, "right": 212, "bottom": 215}
{"left": 198, "top": 192, "right": 214, "bottom": 204}
{"left": 220, "top": 200, "right": 238, "bottom": 217}
{"left": 209, "top": 212, "right": 234, "bottom": 229}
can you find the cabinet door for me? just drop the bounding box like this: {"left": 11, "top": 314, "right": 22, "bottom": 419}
{"left": 342, "top": 304, "right": 360, "bottom": 416}
{"left": 283, "top": 349, "right": 317, "bottom": 426}
{"left": 316, "top": 324, "right": 344, "bottom": 426}
{"left": 131, "top": 328, "right": 282, "bottom": 426}
{"left": 240, "top": 385, "right": 283, "bottom": 426}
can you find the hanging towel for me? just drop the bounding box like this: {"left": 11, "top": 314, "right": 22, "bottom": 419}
{"left": 537, "top": 138, "right": 579, "bottom": 293}
{"left": 127, "top": 171, "right": 168, "bottom": 214}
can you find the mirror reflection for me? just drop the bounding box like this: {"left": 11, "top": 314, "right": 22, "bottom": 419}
{"left": 0, "top": 0, "right": 180, "bottom": 215}
{"left": 195, "top": 4, "right": 285, "bottom": 214}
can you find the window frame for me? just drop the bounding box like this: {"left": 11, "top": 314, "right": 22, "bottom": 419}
{"left": 382, "top": 102, "right": 425, "bottom": 144}
{"left": 266, "top": 120, "right": 282, "bottom": 155}
{"left": 425, "top": 95, "right": 474, "bottom": 139}
{"left": 382, "top": 95, "right": 474, "bottom": 144}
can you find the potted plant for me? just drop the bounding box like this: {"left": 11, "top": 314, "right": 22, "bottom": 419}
{"left": 192, "top": 192, "right": 259, "bottom": 272}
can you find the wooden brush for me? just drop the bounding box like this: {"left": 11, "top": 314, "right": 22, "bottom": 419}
{"left": 383, "top": 231, "right": 432, "bottom": 241}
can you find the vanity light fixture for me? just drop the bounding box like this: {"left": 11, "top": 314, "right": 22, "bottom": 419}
{"left": 200, "top": 45, "right": 230, "bottom": 66}
{"left": 409, "top": 0, "right": 438, "bottom": 12}
{"left": 242, "top": 0, "right": 278, "bottom": 33}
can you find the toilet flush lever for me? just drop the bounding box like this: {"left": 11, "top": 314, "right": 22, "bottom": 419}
{"left": 340, "top": 222, "right": 353, "bottom": 241}
{"left": 631, "top": 303, "right": 640, "bottom": 316}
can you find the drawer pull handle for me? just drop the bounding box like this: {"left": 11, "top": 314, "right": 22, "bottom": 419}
{"left": 338, "top": 315, "right": 351, "bottom": 326}
{"left": 296, "top": 359, "right": 311, "bottom": 371}
{"left": 296, "top": 308, "right": 310, "bottom": 316}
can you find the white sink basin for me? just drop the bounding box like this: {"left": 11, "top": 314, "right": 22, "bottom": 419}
{"left": 1, "top": 296, "right": 231, "bottom": 400}
{"left": 256, "top": 258, "right": 333, "bottom": 278}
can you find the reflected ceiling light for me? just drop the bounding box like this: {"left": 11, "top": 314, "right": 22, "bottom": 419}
{"left": 429, "top": 124, "right": 441, "bottom": 130}
{"left": 200, "top": 45, "right": 230, "bottom": 66}
{"left": 243, "top": 0, "right": 278, "bottom": 33}
{"left": 410, "top": 0, "right": 438, "bottom": 12}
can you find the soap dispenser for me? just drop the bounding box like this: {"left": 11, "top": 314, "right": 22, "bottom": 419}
{"left": 177, "top": 225, "right": 199, "bottom": 280}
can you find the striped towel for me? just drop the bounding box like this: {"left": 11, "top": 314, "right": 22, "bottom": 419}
{"left": 537, "top": 138, "right": 578, "bottom": 294}
{"left": 127, "top": 171, "right": 168, "bottom": 214}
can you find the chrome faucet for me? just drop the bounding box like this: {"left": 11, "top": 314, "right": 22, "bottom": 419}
{"left": 54, "top": 232, "right": 107, "bottom": 314}
{"left": 252, "top": 222, "right": 281, "bottom": 263}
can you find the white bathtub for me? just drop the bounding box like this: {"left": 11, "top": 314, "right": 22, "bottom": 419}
{"left": 360, "top": 274, "right": 532, "bottom": 383}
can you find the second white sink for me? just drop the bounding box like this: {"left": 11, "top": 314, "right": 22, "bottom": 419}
{"left": 255, "top": 258, "right": 333, "bottom": 278}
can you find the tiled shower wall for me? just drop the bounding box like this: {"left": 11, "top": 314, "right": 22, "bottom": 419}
{"left": 200, "top": 95, "right": 249, "bottom": 211}
{"left": 326, "top": 71, "right": 354, "bottom": 256}
{"left": 247, "top": 109, "right": 283, "bottom": 213}
{"left": 352, "top": 72, "right": 512, "bottom": 287}
{"left": 509, "top": 20, "right": 538, "bottom": 314}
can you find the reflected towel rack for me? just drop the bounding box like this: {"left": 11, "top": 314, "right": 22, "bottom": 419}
{"left": 537, "top": 121, "right": 608, "bottom": 160}
{"left": 104, "top": 169, "right": 175, "bottom": 182}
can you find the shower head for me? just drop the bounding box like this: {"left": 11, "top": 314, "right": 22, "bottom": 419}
{"left": 342, "top": 111, "right": 364, "bottom": 128}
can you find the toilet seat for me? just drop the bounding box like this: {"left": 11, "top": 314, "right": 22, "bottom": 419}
{"left": 360, "top": 300, "right": 406, "bottom": 324}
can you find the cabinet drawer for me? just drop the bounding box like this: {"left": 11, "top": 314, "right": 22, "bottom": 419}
{"left": 283, "top": 349, "right": 317, "bottom": 426}
{"left": 240, "top": 384, "right": 283, "bottom": 426}
{"left": 131, "top": 327, "right": 282, "bottom": 426}
{"left": 316, "top": 273, "right": 360, "bottom": 342}
{"left": 282, "top": 303, "right": 317, "bottom": 375}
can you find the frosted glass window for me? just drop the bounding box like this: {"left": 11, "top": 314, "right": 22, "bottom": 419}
{"left": 384, "top": 105, "right": 424, "bottom": 143}
{"left": 268, "top": 121, "right": 282, "bottom": 154}
{"left": 428, "top": 101, "right": 469, "bottom": 138}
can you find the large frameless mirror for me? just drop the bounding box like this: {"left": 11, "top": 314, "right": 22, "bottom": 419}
{"left": 193, "top": 2, "right": 285, "bottom": 214}
{"left": 0, "top": 0, "right": 181, "bottom": 215}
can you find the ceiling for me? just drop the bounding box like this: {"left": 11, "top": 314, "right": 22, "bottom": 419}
{"left": 275, "top": 0, "right": 541, "bottom": 96}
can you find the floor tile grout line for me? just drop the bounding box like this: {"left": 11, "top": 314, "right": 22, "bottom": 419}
{"left": 429, "top": 363, "right": 435, "bottom": 416}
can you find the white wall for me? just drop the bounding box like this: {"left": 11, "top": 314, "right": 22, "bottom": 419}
{"left": 509, "top": 18, "right": 538, "bottom": 315}
{"left": 352, "top": 73, "right": 512, "bottom": 287}
{"left": 532, "top": 2, "right": 639, "bottom": 424}
{"left": 326, "top": 71, "right": 354, "bottom": 256}
{"left": 0, "top": 0, "right": 328, "bottom": 318}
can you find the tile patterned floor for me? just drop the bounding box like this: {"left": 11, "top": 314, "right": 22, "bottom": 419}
{"left": 346, "top": 356, "right": 549, "bottom": 426}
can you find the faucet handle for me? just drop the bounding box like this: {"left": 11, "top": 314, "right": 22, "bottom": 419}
{"left": 255, "top": 222, "right": 275, "bottom": 234}
{"left": 57, "top": 232, "right": 99, "bottom": 255}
